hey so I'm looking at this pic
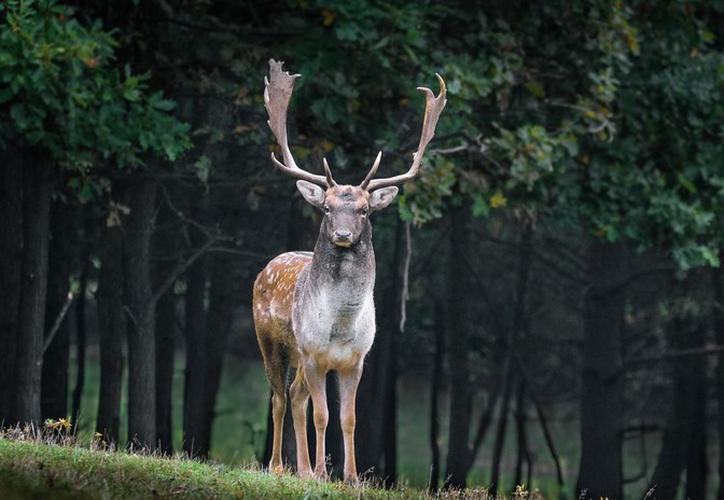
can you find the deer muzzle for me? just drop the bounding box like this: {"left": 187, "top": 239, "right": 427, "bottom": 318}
{"left": 333, "top": 230, "right": 353, "bottom": 247}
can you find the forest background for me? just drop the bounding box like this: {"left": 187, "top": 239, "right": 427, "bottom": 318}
{"left": 0, "top": 1, "right": 722, "bottom": 499}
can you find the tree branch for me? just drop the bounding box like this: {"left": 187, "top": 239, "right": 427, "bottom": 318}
{"left": 43, "top": 291, "right": 75, "bottom": 353}
{"left": 399, "top": 221, "right": 412, "bottom": 333}
{"left": 152, "top": 235, "right": 219, "bottom": 306}
{"left": 625, "top": 345, "right": 724, "bottom": 368}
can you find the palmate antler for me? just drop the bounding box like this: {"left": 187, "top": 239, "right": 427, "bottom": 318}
{"left": 360, "top": 74, "right": 447, "bottom": 191}
{"left": 264, "top": 59, "right": 335, "bottom": 187}
{"left": 264, "top": 59, "right": 446, "bottom": 191}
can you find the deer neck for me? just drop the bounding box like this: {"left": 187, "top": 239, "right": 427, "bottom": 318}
{"left": 307, "top": 219, "right": 375, "bottom": 312}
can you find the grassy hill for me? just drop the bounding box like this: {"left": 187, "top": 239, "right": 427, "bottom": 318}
{"left": 0, "top": 435, "right": 500, "bottom": 499}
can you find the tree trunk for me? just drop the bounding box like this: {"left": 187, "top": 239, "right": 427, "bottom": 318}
{"left": 648, "top": 274, "right": 708, "bottom": 500}
{"left": 96, "top": 222, "right": 126, "bottom": 445}
{"left": 153, "top": 200, "right": 178, "bottom": 454}
{"left": 0, "top": 145, "right": 23, "bottom": 425}
{"left": 684, "top": 356, "right": 707, "bottom": 500}
{"left": 489, "top": 366, "right": 514, "bottom": 495}
{"left": 490, "top": 222, "right": 532, "bottom": 496}
{"left": 576, "top": 239, "right": 626, "bottom": 500}
{"left": 201, "top": 251, "right": 237, "bottom": 457}
{"left": 647, "top": 328, "right": 693, "bottom": 498}
{"left": 154, "top": 284, "right": 176, "bottom": 453}
{"left": 444, "top": 204, "right": 473, "bottom": 489}
{"left": 714, "top": 266, "right": 724, "bottom": 500}
{"left": 683, "top": 273, "right": 708, "bottom": 499}
{"left": 182, "top": 189, "right": 210, "bottom": 457}
{"left": 41, "top": 202, "right": 74, "bottom": 421}
{"left": 70, "top": 240, "right": 88, "bottom": 434}
{"left": 513, "top": 382, "right": 530, "bottom": 489}
{"left": 382, "top": 334, "right": 398, "bottom": 486}
{"left": 327, "top": 373, "right": 344, "bottom": 480}
{"left": 429, "top": 301, "right": 445, "bottom": 492}
{"left": 16, "top": 156, "right": 53, "bottom": 426}
{"left": 123, "top": 179, "right": 158, "bottom": 449}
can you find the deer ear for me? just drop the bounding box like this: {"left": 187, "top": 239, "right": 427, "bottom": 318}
{"left": 369, "top": 186, "right": 399, "bottom": 212}
{"left": 296, "top": 180, "right": 326, "bottom": 208}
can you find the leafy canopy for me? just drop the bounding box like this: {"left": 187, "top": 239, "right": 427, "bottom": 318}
{"left": 243, "top": 0, "right": 722, "bottom": 269}
{"left": 0, "top": 0, "right": 191, "bottom": 173}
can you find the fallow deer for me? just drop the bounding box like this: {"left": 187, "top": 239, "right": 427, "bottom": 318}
{"left": 253, "top": 59, "right": 446, "bottom": 484}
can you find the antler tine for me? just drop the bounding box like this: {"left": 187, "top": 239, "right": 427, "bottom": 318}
{"left": 359, "top": 151, "right": 383, "bottom": 189}
{"left": 264, "top": 59, "right": 330, "bottom": 187}
{"left": 364, "top": 74, "right": 447, "bottom": 191}
{"left": 322, "top": 158, "right": 337, "bottom": 187}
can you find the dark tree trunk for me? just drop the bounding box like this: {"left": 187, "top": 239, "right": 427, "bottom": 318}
{"left": 489, "top": 366, "right": 514, "bottom": 496}
{"left": 444, "top": 204, "right": 473, "bottom": 489}
{"left": 327, "top": 373, "right": 344, "bottom": 480}
{"left": 382, "top": 334, "right": 398, "bottom": 486}
{"left": 182, "top": 189, "right": 210, "bottom": 457}
{"left": 647, "top": 326, "right": 693, "bottom": 498}
{"left": 41, "top": 202, "right": 74, "bottom": 421}
{"left": 0, "top": 145, "right": 23, "bottom": 425}
{"left": 513, "top": 382, "right": 530, "bottom": 489}
{"left": 154, "top": 286, "right": 175, "bottom": 453}
{"left": 429, "top": 302, "right": 445, "bottom": 492}
{"left": 123, "top": 179, "right": 158, "bottom": 449}
{"left": 648, "top": 276, "right": 708, "bottom": 500}
{"left": 684, "top": 358, "right": 707, "bottom": 500}
{"left": 16, "top": 156, "right": 53, "bottom": 426}
{"left": 491, "top": 222, "right": 532, "bottom": 496}
{"left": 96, "top": 222, "right": 126, "bottom": 445}
{"left": 714, "top": 266, "right": 724, "bottom": 500}
{"left": 153, "top": 200, "right": 178, "bottom": 454}
{"left": 576, "top": 240, "right": 626, "bottom": 500}
{"left": 519, "top": 358, "right": 564, "bottom": 489}
{"left": 201, "top": 251, "right": 237, "bottom": 456}
{"left": 70, "top": 240, "right": 88, "bottom": 434}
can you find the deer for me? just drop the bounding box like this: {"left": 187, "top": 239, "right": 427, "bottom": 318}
{"left": 253, "top": 59, "right": 446, "bottom": 484}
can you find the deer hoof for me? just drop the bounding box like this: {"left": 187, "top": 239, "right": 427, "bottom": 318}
{"left": 298, "top": 468, "right": 314, "bottom": 479}
{"left": 344, "top": 474, "right": 360, "bottom": 487}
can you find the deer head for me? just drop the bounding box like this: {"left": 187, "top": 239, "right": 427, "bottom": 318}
{"left": 264, "top": 59, "right": 446, "bottom": 248}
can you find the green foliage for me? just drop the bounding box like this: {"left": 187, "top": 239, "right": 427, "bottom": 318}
{"left": 84, "top": 0, "right": 719, "bottom": 268}
{"left": 255, "top": 0, "right": 721, "bottom": 270}
{"left": 0, "top": 0, "right": 190, "bottom": 172}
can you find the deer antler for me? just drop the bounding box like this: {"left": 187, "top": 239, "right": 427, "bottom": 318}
{"left": 265, "top": 59, "right": 334, "bottom": 187}
{"left": 361, "top": 74, "right": 447, "bottom": 191}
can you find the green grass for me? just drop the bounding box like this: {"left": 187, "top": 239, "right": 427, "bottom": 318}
{"left": 1, "top": 436, "right": 493, "bottom": 499}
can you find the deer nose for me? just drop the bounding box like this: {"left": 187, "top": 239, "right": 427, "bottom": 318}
{"left": 334, "top": 230, "right": 352, "bottom": 241}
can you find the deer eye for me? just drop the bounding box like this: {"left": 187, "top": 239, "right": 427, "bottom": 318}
{"left": 361, "top": 209, "right": 368, "bottom": 218}
{"left": 324, "top": 206, "right": 330, "bottom": 215}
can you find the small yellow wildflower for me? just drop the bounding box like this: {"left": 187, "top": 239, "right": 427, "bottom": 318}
{"left": 489, "top": 191, "right": 507, "bottom": 208}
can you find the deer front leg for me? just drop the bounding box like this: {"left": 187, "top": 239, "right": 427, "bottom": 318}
{"left": 338, "top": 361, "right": 363, "bottom": 485}
{"left": 289, "top": 367, "right": 313, "bottom": 478}
{"left": 304, "top": 360, "right": 329, "bottom": 480}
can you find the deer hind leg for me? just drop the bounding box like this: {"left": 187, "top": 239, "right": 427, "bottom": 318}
{"left": 258, "top": 336, "right": 289, "bottom": 474}
{"left": 338, "top": 361, "right": 364, "bottom": 485}
{"left": 289, "top": 366, "right": 312, "bottom": 477}
{"left": 303, "top": 360, "right": 329, "bottom": 480}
